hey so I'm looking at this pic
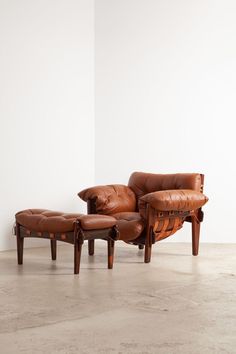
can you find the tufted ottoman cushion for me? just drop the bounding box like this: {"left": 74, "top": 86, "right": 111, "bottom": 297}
{"left": 15, "top": 209, "right": 117, "bottom": 233}
{"left": 16, "top": 209, "right": 83, "bottom": 233}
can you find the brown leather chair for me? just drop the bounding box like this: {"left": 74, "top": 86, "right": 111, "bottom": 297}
{"left": 78, "top": 172, "right": 208, "bottom": 263}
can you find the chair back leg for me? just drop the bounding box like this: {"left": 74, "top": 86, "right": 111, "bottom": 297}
{"left": 16, "top": 222, "right": 24, "bottom": 265}
{"left": 88, "top": 239, "right": 94, "bottom": 255}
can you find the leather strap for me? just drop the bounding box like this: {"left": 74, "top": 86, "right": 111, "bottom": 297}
{"left": 154, "top": 217, "right": 182, "bottom": 242}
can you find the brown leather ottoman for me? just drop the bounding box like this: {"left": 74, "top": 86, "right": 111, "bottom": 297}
{"left": 14, "top": 209, "right": 119, "bottom": 274}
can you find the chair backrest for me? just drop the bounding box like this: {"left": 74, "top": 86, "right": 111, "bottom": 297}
{"left": 128, "top": 172, "right": 203, "bottom": 199}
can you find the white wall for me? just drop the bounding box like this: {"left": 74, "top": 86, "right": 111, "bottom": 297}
{"left": 1, "top": 0, "right": 235, "bottom": 251}
{"left": 95, "top": 0, "right": 236, "bottom": 242}
{"left": 0, "top": 0, "right": 94, "bottom": 250}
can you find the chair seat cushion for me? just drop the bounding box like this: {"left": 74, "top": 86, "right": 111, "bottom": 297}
{"left": 16, "top": 209, "right": 117, "bottom": 233}
{"left": 111, "top": 212, "right": 145, "bottom": 242}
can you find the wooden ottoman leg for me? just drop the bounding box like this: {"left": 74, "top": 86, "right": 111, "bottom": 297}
{"left": 107, "top": 239, "right": 115, "bottom": 269}
{"left": 88, "top": 239, "right": 94, "bottom": 256}
{"left": 192, "top": 216, "right": 200, "bottom": 256}
{"left": 74, "top": 222, "right": 84, "bottom": 275}
{"left": 16, "top": 222, "right": 24, "bottom": 265}
{"left": 50, "top": 240, "right": 57, "bottom": 260}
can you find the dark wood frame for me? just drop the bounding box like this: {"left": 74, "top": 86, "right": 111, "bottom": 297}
{"left": 15, "top": 220, "right": 118, "bottom": 274}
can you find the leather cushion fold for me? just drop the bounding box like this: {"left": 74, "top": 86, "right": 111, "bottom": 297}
{"left": 78, "top": 184, "right": 136, "bottom": 215}
{"left": 139, "top": 189, "right": 208, "bottom": 211}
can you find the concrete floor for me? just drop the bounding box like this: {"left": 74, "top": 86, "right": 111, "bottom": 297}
{"left": 0, "top": 242, "right": 235, "bottom": 354}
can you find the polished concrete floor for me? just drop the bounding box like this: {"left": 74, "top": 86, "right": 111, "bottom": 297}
{"left": 0, "top": 242, "right": 235, "bottom": 354}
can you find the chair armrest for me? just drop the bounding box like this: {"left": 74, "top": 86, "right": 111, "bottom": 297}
{"left": 139, "top": 189, "right": 208, "bottom": 212}
{"left": 78, "top": 184, "right": 136, "bottom": 215}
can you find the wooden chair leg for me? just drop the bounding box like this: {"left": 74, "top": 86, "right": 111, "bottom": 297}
{"left": 144, "top": 227, "right": 153, "bottom": 263}
{"left": 50, "top": 240, "right": 57, "bottom": 260}
{"left": 107, "top": 239, "right": 115, "bottom": 269}
{"left": 88, "top": 239, "right": 94, "bottom": 255}
{"left": 74, "top": 240, "right": 82, "bottom": 274}
{"left": 16, "top": 223, "right": 24, "bottom": 265}
{"left": 192, "top": 217, "right": 200, "bottom": 256}
{"left": 138, "top": 244, "right": 144, "bottom": 250}
{"left": 144, "top": 243, "right": 152, "bottom": 263}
